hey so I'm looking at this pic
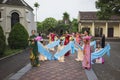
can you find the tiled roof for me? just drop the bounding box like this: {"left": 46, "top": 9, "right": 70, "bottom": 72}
{"left": 0, "top": 0, "right": 33, "bottom": 10}
{"left": 79, "top": 11, "right": 120, "bottom": 20}
{"left": 6, "top": 0, "right": 25, "bottom": 6}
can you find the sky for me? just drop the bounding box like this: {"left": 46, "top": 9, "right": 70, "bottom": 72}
{"left": 24, "top": 0, "right": 97, "bottom": 22}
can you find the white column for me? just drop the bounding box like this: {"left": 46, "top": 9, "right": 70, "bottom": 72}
{"left": 105, "top": 22, "right": 108, "bottom": 37}
{"left": 78, "top": 23, "right": 81, "bottom": 32}
{"left": 92, "top": 22, "right": 95, "bottom": 36}
{"left": 119, "top": 23, "right": 120, "bottom": 38}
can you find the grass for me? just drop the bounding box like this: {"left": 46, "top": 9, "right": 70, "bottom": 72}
{"left": 0, "top": 47, "right": 22, "bottom": 58}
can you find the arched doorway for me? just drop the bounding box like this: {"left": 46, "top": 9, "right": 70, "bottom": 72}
{"left": 11, "top": 12, "right": 20, "bottom": 28}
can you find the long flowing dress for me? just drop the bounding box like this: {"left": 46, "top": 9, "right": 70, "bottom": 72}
{"left": 76, "top": 48, "right": 83, "bottom": 61}
{"left": 39, "top": 45, "right": 47, "bottom": 61}
{"left": 57, "top": 45, "right": 65, "bottom": 62}
{"left": 50, "top": 33, "right": 56, "bottom": 51}
{"left": 75, "top": 33, "right": 84, "bottom": 61}
{"left": 101, "top": 35, "right": 105, "bottom": 48}
{"left": 76, "top": 33, "right": 81, "bottom": 44}
{"left": 64, "top": 34, "right": 70, "bottom": 56}
{"left": 29, "top": 35, "right": 40, "bottom": 67}
{"left": 51, "top": 33, "right": 56, "bottom": 42}
{"left": 82, "top": 36, "right": 91, "bottom": 70}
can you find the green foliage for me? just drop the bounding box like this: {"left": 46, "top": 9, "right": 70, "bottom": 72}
{"left": 63, "top": 12, "right": 70, "bottom": 24}
{"left": 37, "top": 22, "right": 43, "bottom": 33}
{"left": 71, "top": 18, "right": 78, "bottom": 32}
{"left": 34, "top": 2, "right": 40, "bottom": 8}
{"left": 42, "top": 17, "right": 57, "bottom": 33}
{"left": 96, "top": 0, "right": 120, "bottom": 19}
{"left": 0, "top": 25, "right": 6, "bottom": 55}
{"left": 0, "top": 46, "right": 22, "bottom": 58}
{"left": 55, "top": 23, "right": 70, "bottom": 35}
{"left": 8, "top": 23, "right": 29, "bottom": 49}
{"left": 63, "top": 12, "right": 70, "bottom": 20}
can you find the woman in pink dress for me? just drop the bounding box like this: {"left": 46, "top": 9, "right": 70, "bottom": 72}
{"left": 82, "top": 30, "right": 91, "bottom": 70}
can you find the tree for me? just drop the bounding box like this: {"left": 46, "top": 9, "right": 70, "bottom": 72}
{"left": 0, "top": 25, "right": 6, "bottom": 56}
{"left": 55, "top": 22, "right": 70, "bottom": 35}
{"left": 71, "top": 18, "right": 78, "bottom": 32}
{"left": 8, "top": 23, "right": 29, "bottom": 49}
{"left": 37, "top": 22, "right": 43, "bottom": 33}
{"left": 42, "top": 17, "right": 57, "bottom": 34}
{"left": 63, "top": 12, "right": 70, "bottom": 24}
{"left": 34, "top": 2, "right": 40, "bottom": 21}
{"left": 96, "top": 0, "right": 120, "bottom": 20}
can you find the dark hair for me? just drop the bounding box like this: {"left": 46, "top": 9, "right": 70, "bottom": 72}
{"left": 66, "top": 31, "right": 69, "bottom": 33}
{"left": 59, "top": 41, "right": 62, "bottom": 44}
{"left": 39, "top": 32, "right": 41, "bottom": 36}
{"left": 86, "top": 30, "right": 89, "bottom": 35}
{"left": 102, "top": 34, "right": 105, "bottom": 37}
{"left": 31, "top": 30, "right": 36, "bottom": 33}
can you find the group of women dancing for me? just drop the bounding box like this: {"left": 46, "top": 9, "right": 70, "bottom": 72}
{"left": 29, "top": 30, "right": 92, "bottom": 70}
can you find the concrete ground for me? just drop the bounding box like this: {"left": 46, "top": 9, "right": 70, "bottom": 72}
{"left": 0, "top": 49, "right": 30, "bottom": 80}
{"left": 92, "top": 42, "right": 120, "bottom": 80}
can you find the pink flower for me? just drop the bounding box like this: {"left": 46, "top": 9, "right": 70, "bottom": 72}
{"left": 35, "top": 36, "right": 43, "bottom": 41}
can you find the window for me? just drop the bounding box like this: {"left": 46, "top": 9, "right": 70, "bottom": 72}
{"left": 11, "top": 12, "right": 20, "bottom": 28}
{"left": 95, "top": 27, "right": 103, "bottom": 37}
{"left": 82, "top": 27, "right": 90, "bottom": 33}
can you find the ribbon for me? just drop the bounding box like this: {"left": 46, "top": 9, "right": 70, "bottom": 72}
{"left": 37, "top": 41, "right": 52, "bottom": 60}
{"left": 90, "top": 41, "right": 96, "bottom": 49}
{"left": 54, "top": 41, "right": 74, "bottom": 59}
{"left": 37, "top": 39, "right": 110, "bottom": 63}
{"left": 46, "top": 40, "right": 60, "bottom": 49}
{"left": 75, "top": 41, "right": 96, "bottom": 50}
{"left": 91, "top": 43, "right": 111, "bottom": 64}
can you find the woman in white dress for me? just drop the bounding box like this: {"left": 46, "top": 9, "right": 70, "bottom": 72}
{"left": 57, "top": 41, "right": 65, "bottom": 62}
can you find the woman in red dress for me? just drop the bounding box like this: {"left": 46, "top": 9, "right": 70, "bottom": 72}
{"left": 51, "top": 32, "right": 56, "bottom": 42}
{"left": 64, "top": 31, "right": 71, "bottom": 56}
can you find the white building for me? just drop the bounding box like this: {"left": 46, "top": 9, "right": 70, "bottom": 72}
{"left": 0, "top": 0, "right": 36, "bottom": 42}
{"left": 78, "top": 11, "right": 120, "bottom": 38}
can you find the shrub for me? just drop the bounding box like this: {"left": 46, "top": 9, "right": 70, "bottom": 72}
{"left": 8, "top": 23, "right": 29, "bottom": 49}
{"left": 0, "top": 25, "right": 6, "bottom": 55}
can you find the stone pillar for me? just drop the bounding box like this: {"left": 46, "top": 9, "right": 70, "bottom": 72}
{"left": 105, "top": 22, "right": 108, "bottom": 37}
{"left": 92, "top": 22, "right": 95, "bottom": 36}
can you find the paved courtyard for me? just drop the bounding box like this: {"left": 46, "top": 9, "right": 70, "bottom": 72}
{"left": 20, "top": 54, "right": 88, "bottom": 80}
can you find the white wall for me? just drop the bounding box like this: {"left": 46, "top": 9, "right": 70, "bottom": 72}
{"left": 26, "top": 9, "right": 36, "bottom": 36}
{"left": 0, "top": 4, "right": 36, "bottom": 44}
